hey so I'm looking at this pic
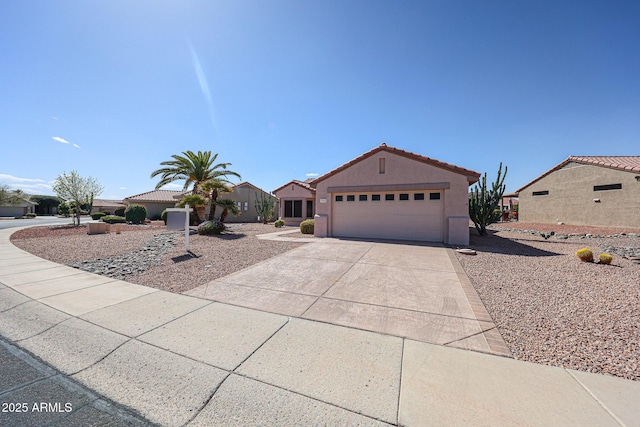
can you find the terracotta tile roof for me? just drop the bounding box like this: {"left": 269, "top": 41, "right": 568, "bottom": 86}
{"left": 124, "top": 190, "right": 186, "bottom": 202}
{"left": 309, "top": 143, "right": 481, "bottom": 186}
{"left": 568, "top": 156, "right": 640, "bottom": 172}
{"left": 272, "top": 180, "right": 316, "bottom": 194}
{"left": 516, "top": 156, "right": 640, "bottom": 193}
{"left": 92, "top": 199, "right": 124, "bottom": 207}
{"left": 231, "top": 181, "right": 274, "bottom": 195}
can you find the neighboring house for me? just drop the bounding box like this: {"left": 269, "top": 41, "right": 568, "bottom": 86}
{"left": 91, "top": 199, "right": 125, "bottom": 215}
{"left": 282, "top": 143, "right": 479, "bottom": 245}
{"left": 516, "top": 156, "right": 640, "bottom": 228}
{"left": 273, "top": 179, "right": 316, "bottom": 226}
{"left": 0, "top": 200, "right": 37, "bottom": 217}
{"left": 221, "top": 182, "right": 279, "bottom": 223}
{"left": 123, "top": 190, "right": 185, "bottom": 219}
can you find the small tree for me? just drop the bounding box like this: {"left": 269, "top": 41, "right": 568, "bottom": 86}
{"left": 52, "top": 171, "right": 104, "bottom": 226}
{"left": 254, "top": 192, "right": 276, "bottom": 224}
{"left": 469, "top": 163, "right": 507, "bottom": 236}
{"left": 216, "top": 199, "right": 240, "bottom": 223}
{"left": 0, "top": 185, "right": 32, "bottom": 205}
{"left": 178, "top": 194, "right": 207, "bottom": 225}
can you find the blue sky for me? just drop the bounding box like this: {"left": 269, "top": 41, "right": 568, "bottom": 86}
{"left": 1, "top": 1, "right": 639, "bottom": 199}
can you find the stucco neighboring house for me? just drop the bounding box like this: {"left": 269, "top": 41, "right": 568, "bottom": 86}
{"left": 91, "top": 199, "right": 125, "bottom": 215}
{"left": 123, "top": 190, "right": 185, "bottom": 219}
{"left": 273, "top": 179, "right": 316, "bottom": 226}
{"left": 516, "top": 156, "right": 640, "bottom": 228}
{"left": 0, "top": 200, "right": 37, "bottom": 217}
{"left": 307, "top": 143, "right": 480, "bottom": 245}
{"left": 221, "top": 182, "right": 279, "bottom": 223}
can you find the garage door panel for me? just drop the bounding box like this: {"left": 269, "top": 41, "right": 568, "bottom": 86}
{"left": 332, "top": 192, "right": 443, "bottom": 242}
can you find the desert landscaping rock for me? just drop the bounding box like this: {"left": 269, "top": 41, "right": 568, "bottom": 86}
{"left": 458, "top": 225, "right": 640, "bottom": 381}
{"left": 66, "top": 232, "right": 179, "bottom": 279}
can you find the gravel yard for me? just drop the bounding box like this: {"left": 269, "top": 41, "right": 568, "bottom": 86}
{"left": 9, "top": 220, "right": 640, "bottom": 380}
{"left": 456, "top": 222, "right": 640, "bottom": 381}
{"left": 11, "top": 223, "right": 305, "bottom": 294}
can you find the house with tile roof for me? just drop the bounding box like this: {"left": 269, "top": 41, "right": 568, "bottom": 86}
{"left": 272, "top": 179, "right": 316, "bottom": 226}
{"left": 123, "top": 190, "right": 185, "bottom": 219}
{"left": 222, "top": 182, "right": 279, "bottom": 223}
{"left": 274, "top": 143, "right": 480, "bottom": 244}
{"left": 90, "top": 199, "right": 125, "bottom": 215}
{"left": 516, "top": 156, "right": 640, "bottom": 228}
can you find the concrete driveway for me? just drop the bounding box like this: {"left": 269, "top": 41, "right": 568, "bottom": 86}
{"left": 185, "top": 237, "right": 510, "bottom": 356}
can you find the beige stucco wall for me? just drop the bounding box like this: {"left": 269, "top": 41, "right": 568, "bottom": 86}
{"left": 519, "top": 163, "right": 640, "bottom": 228}
{"left": 223, "top": 185, "right": 278, "bottom": 223}
{"left": 313, "top": 151, "right": 472, "bottom": 244}
{"left": 273, "top": 184, "right": 315, "bottom": 226}
{"left": 142, "top": 202, "right": 176, "bottom": 219}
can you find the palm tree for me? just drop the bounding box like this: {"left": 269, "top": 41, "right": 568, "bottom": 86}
{"left": 201, "top": 178, "right": 232, "bottom": 220}
{"left": 151, "top": 150, "right": 241, "bottom": 196}
{"left": 178, "top": 194, "right": 207, "bottom": 224}
{"left": 215, "top": 199, "right": 240, "bottom": 223}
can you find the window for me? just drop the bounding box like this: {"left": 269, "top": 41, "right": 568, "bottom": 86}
{"left": 414, "top": 193, "right": 425, "bottom": 200}
{"left": 293, "top": 200, "right": 302, "bottom": 217}
{"left": 372, "top": 194, "right": 381, "bottom": 201}
{"left": 347, "top": 195, "right": 355, "bottom": 202}
{"left": 385, "top": 194, "right": 394, "bottom": 201}
{"left": 532, "top": 190, "right": 549, "bottom": 196}
{"left": 237, "top": 201, "right": 242, "bottom": 211}
{"left": 244, "top": 202, "right": 248, "bottom": 211}
{"left": 359, "top": 194, "right": 367, "bottom": 201}
{"left": 335, "top": 195, "right": 343, "bottom": 202}
{"left": 430, "top": 193, "right": 441, "bottom": 200}
{"left": 379, "top": 157, "right": 385, "bottom": 174}
{"left": 399, "top": 193, "right": 409, "bottom": 200}
{"left": 594, "top": 183, "right": 622, "bottom": 191}
{"left": 284, "top": 200, "right": 303, "bottom": 218}
{"left": 306, "top": 200, "right": 314, "bottom": 218}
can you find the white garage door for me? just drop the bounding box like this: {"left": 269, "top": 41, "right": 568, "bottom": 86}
{"left": 331, "top": 191, "right": 443, "bottom": 242}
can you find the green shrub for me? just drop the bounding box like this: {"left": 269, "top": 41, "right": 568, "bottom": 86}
{"left": 161, "top": 209, "right": 168, "bottom": 225}
{"left": 58, "top": 202, "right": 70, "bottom": 216}
{"left": 101, "top": 215, "right": 126, "bottom": 224}
{"left": 198, "top": 220, "right": 226, "bottom": 235}
{"left": 91, "top": 212, "right": 107, "bottom": 220}
{"left": 125, "top": 204, "right": 147, "bottom": 225}
{"left": 274, "top": 219, "right": 285, "bottom": 228}
{"left": 114, "top": 206, "right": 126, "bottom": 217}
{"left": 25, "top": 213, "right": 37, "bottom": 218}
{"left": 300, "top": 219, "right": 314, "bottom": 234}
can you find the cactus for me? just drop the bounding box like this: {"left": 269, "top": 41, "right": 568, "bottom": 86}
{"left": 254, "top": 192, "right": 276, "bottom": 224}
{"left": 576, "top": 248, "right": 594, "bottom": 262}
{"left": 275, "top": 219, "right": 285, "bottom": 228}
{"left": 469, "top": 163, "right": 507, "bottom": 236}
{"left": 599, "top": 254, "right": 613, "bottom": 265}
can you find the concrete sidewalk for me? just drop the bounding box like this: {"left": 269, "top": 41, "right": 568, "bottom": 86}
{"left": 1, "top": 227, "right": 639, "bottom": 426}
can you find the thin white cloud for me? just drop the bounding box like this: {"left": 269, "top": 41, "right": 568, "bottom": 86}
{"left": 187, "top": 39, "right": 217, "bottom": 131}
{"left": 52, "top": 136, "right": 70, "bottom": 144}
{"left": 305, "top": 173, "right": 319, "bottom": 177}
{"left": 161, "top": 183, "right": 183, "bottom": 190}
{"left": 4, "top": 183, "right": 54, "bottom": 194}
{"left": 119, "top": 187, "right": 128, "bottom": 190}
{"left": 72, "top": 143, "right": 80, "bottom": 149}
{"left": 0, "top": 174, "right": 46, "bottom": 183}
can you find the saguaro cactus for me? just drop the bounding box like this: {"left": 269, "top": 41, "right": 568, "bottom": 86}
{"left": 469, "top": 162, "right": 507, "bottom": 236}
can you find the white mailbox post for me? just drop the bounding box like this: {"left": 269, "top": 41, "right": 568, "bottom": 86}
{"left": 166, "top": 205, "right": 193, "bottom": 252}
